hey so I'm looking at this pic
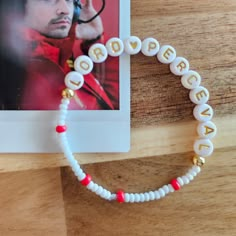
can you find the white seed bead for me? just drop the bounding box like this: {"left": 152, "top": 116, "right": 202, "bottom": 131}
{"left": 163, "top": 185, "right": 170, "bottom": 194}
{"left": 168, "top": 184, "right": 175, "bottom": 193}
{"left": 110, "top": 194, "right": 116, "bottom": 201}
{"left": 73, "top": 165, "right": 83, "bottom": 177}
{"left": 193, "top": 104, "right": 214, "bottom": 122}
{"left": 194, "top": 138, "right": 214, "bottom": 157}
{"left": 144, "top": 192, "right": 150, "bottom": 202}
{"left": 189, "top": 86, "right": 209, "bottom": 105}
{"left": 74, "top": 55, "right": 94, "bottom": 75}
{"left": 106, "top": 37, "right": 124, "bottom": 57}
{"left": 88, "top": 43, "right": 108, "bottom": 63}
{"left": 87, "top": 181, "right": 94, "bottom": 190}
{"left": 125, "top": 193, "right": 130, "bottom": 203}
{"left": 91, "top": 183, "right": 99, "bottom": 192}
{"left": 134, "top": 193, "right": 141, "bottom": 203}
{"left": 177, "top": 177, "right": 184, "bottom": 186}
{"left": 129, "top": 193, "right": 135, "bottom": 203}
{"left": 95, "top": 186, "right": 103, "bottom": 195}
{"left": 158, "top": 188, "right": 166, "bottom": 198}
{"left": 141, "top": 37, "right": 160, "bottom": 56}
{"left": 182, "top": 175, "right": 190, "bottom": 185}
{"left": 104, "top": 191, "right": 112, "bottom": 200}
{"left": 197, "top": 121, "right": 217, "bottom": 139}
{"left": 58, "top": 120, "right": 65, "bottom": 126}
{"left": 192, "top": 165, "right": 201, "bottom": 174}
{"left": 78, "top": 173, "right": 86, "bottom": 181}
{"left": 170, "top": 57, "right": 190, "bottom": 76}
{"left": 157, "top": 45, "right": 176, "bottom": 64}
{"left": 61, "top": 98, "right": 70, "bottom": 105}
{"left": 181, "top": 70, "right": 202, "bottom": 89}
{"left": 186, "top": 173, "right": 194, "bottom": 181}
{"left": 140, "top": 193, "right": 145, "bottom": 202}
{"left": 59, "top": 104, "right": 68, "bottom": 110}
{"left": 154, "top": 191, "right": 161, "bottom": 199}
{"left": 189, "top": 169, "right": 197, "bottom": 177}
{"left": 124, "top": 36, "right": 142, "bottom": 55}
{"left": 64, "top": 71, "right": 84, "bottom": 90}
{"left": 101, "top": 189, "right": 108, "bottom": 199}
{"left": 149, "top": 191, "right": 155, "bottom": 201}
{"left": 59, "top": 109, "right": 67, "bottom": 116}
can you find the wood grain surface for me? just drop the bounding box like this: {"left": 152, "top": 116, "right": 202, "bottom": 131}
{"left": 0, "top": 0, "right": 236, "bottom": 235}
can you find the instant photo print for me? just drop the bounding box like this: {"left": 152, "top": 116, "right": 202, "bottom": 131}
{"left": 0, "top": 0, "right": 130, "bottom": 153}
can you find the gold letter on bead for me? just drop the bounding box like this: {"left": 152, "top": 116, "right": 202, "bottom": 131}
{"left": 201, "top": 108, "right": 211, "bottom": 116}
{"left": 204, "top": 126, "right": 215, "bottom": 135}
{"left": 199, "top": 144, "right": 210, "bottom": 150}
{"left": 80, "top": 61, "right": 90, "bottom": 71}
{"left": 93, "top": 48, "right": 104, "bottom": 60}
{"left": 148, "top": 42, "right": 157, "bottom": 52}
{"left": 111, "top": 41, "right": 121, "bottom": 53}
{"left": 163, "top": 48, "right": 175, "bottom": 60}
{"left": 177, "top": 61, "right": 187, "bottom": 72}
{"left": 187, "top": 75, "right": 198, "bottom": 85}
{"left": 196, "top": 90, "right": 208, "bottom": 101}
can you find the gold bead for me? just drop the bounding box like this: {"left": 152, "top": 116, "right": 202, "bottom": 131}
{"left": 193, "top": 155, "right": 205, "bottom": 167}
{"left": 62, "top": 88, "right": 75, "bottom": 99}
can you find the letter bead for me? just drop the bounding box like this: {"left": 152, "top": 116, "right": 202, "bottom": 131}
{"left": 194, "top": 139, "right": 214, "bottom": 157}
{"left": 170, "top": 57, "right": 190, "bottom": 76}
{"left": 193, "top": 104, "right": 214, "bottom": 122}
{"left": 197, "top": 121, "right": 217, "bottom": 139}
{"left": 64, "top": 71, "right": 84, "bottom": 90}
{"left": 181, "top": 70, "right": 202, "bottom": 89}
{"left": 189, "top": 86, "right": 210, "bottom": 105}
{"left": 106, "top": 37, "right": 124, "bottom": 57}
{"left": 88, "top": 43, "right": 108, "bottom": 63}
{"left": 74, "top": 55, "right": 94, "bottom": 75}
{"left": 157, "top": 45, "right": 176, "bottom": 64}
{"left": 141, "top": 37, "right": 160, "bottom": 56}
{"left": 124, "top": 36, "right": 142, "bottom": 55}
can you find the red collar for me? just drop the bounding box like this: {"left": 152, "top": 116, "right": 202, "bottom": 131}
{"left": 22, "top": 24, "right": 76, "bottom": 66}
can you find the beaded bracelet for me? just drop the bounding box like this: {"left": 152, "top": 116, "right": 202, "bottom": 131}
{"left": 56, "top": 36, "right": 217, "bottom": 203}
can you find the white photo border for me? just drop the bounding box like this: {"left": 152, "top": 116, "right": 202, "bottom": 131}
{"left": 0, "top": 0, "right": 130, "bottom": 153}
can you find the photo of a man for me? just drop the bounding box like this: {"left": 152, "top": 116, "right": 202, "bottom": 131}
{"left": 0, "top": 0, "right": 119, "bottom": 110}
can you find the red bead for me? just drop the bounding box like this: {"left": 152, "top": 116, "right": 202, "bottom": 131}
{"left": 80, "top": 174, "right": 92, "bottom": 186}
{"left": 171, "top": 179, "right": 181, "bottom": 191}
{"left": 116, "top": 190, "right": 125, "bottom": 203}
{"left": 56, "top": 125, "right": 67, "bottom": 133}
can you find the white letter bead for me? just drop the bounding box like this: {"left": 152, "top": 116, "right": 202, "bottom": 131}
{"left": 170, "top": 57, "right": 190, "bottom": 76}
{"left": 157, "top": 45, "right": 176, "bottom": 64}
{"left": 141, "top": 37, "right": 160, "bottom": 56}
{"left": 64, "top": 71, "right": 84, "bottom": 90}
{"left": 124, "top": 36, "right": 142, "bottom": 55}
{"left": 88, "top": 43, "right": 108, "bottom": 63}
{"left": 189, "top": 86, "right": 209, "bottom": 105}
{"left": 106, "top": 37, "right": 124, "bottom": 57}
{"left": 181, "top": 70, "right": 202, "bottom": 89}
{"left": 193, "top": 104, "right": 214, "bottom": 122}
{"left": 194, "top": 139, "right": 214, "bottom": 157}
{"left": 74, "top": 55, "right": 93, "bottom": 75}
{"left": 197, "top": 121, "right": 217, "bottom": 139}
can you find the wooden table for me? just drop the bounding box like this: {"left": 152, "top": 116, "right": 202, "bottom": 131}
{"left": 0, "top": 0, "right": 236, "bottom": 235}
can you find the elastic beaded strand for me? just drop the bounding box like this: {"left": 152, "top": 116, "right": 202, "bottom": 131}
{"left": 56, "top": 36, "right": 216, "bottom": 203}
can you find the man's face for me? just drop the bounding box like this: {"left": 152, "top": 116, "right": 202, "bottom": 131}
{"left": 24, "top": 0, "right": 74, "bottom": 38}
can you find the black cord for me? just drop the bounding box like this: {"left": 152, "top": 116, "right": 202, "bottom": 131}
{"left": 78, "top": 0, "right": 105, "bottom": 24}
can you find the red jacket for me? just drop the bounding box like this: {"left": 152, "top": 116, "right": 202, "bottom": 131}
{"left": 20, "top": 26, "right": 119, "bottom": 110}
